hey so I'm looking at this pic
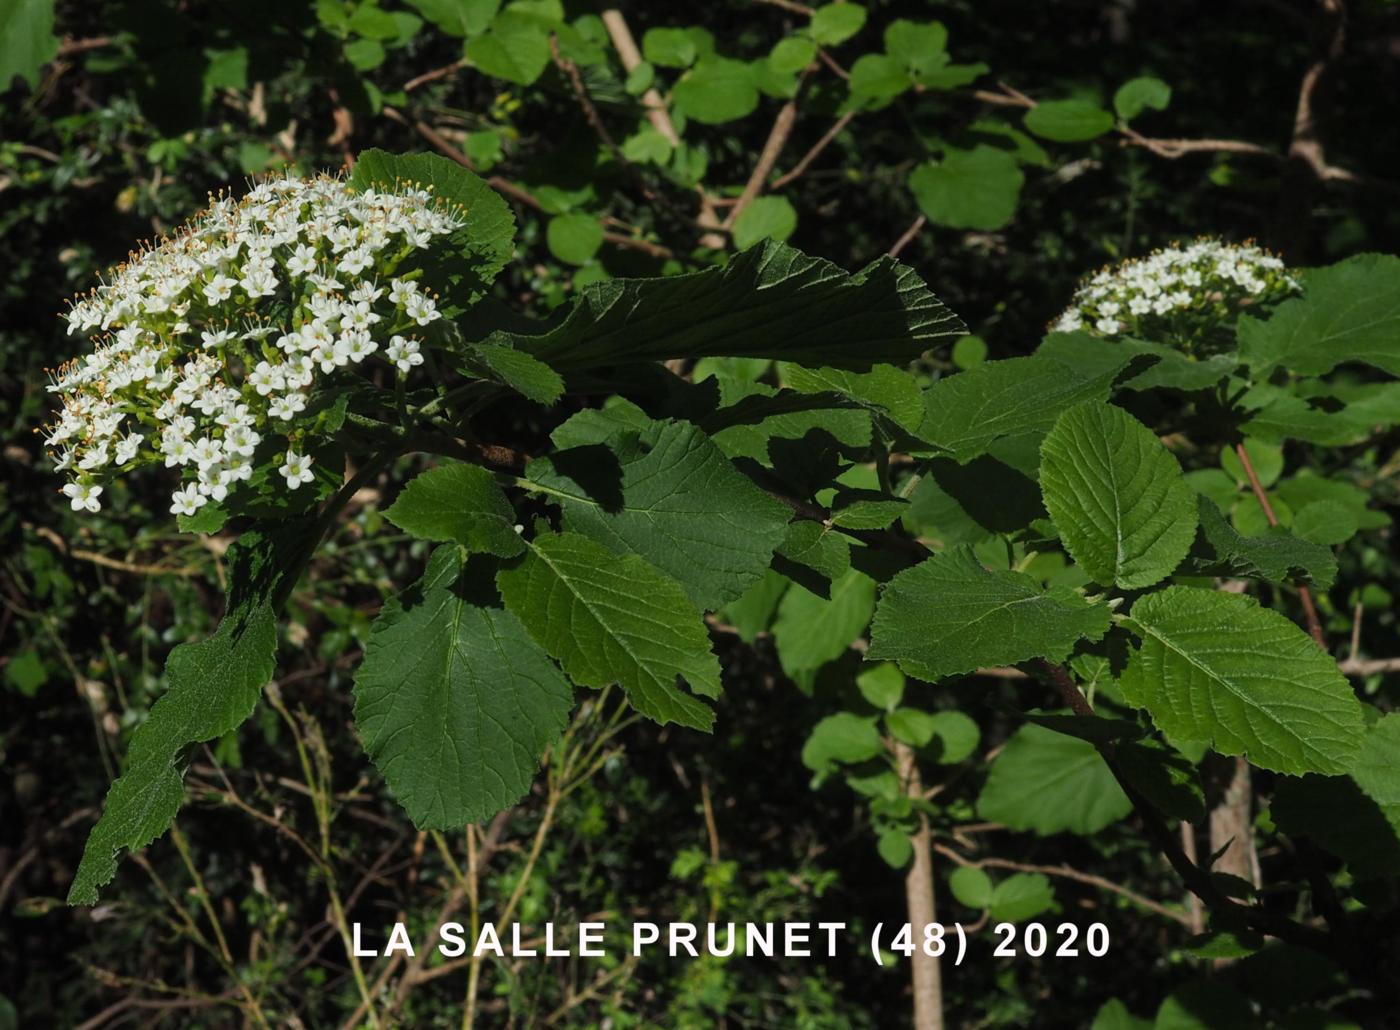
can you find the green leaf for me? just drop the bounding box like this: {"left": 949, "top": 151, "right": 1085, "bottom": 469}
{"left": 884, "top": 19, "right": 947, "bottom": 78}
{"left": 776, "top": 520, "right": 852, "bottom": 592}
{"left": 526, "top": 421, "right": 791, "bottom": 610}
{"left": 1220, "top": 438, "right": 1282, "bottom": 488}
{"left": 1193, "top": 496, "right": 1336, "bottom": 588}
{"left": 809, "top": 2, "right": 867, "bottom": 44}
{"left": 732, "top": 196, "right": 797, "bottom": 250}
{"left": 1037, "top": 330, "right": 1238, "bottom": 393}
{"left": 856, "top": 662, "right": 904, "bottom": 710}
{"left": 887, "top": 708, "right": 938, "bottom": 747}
{"left": 0, "top": 0, "right": 58, "bottom": 90}
{"left": 914, "top": 353, "right": 1132, "bottom": 463}
{"left": 460, "top": 341, "right": 564, "bottom": 405}
{"left": 496, "top": 531, "right": 721, "bottom": 729}
{"left": 877, "top": 827, "right": 913, "bottom": 868}
{"left": 780, "top": 362, "right": 924, "bottom": 432}
{"left": 546, "top": 212, "right": 604, "bottom": 266}
{"left": 801, "top": 712, "right": 883, "bottom": 773}
{"left": 989, "top": 872, "right": 1055, "bottom": 922}
{"left": 1350, "top": 712, "right": 1400, "bottom": 850}
{"left": 1091, "top": 999, "right": 1152, "bottom": 1030}
{"left": 349, "top": 149, "right": 515, "bottom": 307}
{"left": 1039, "top": 401, "right": 1197, "bottom": 589}
{"left": 672, "top": 57, "right": 759, "bottom": 124}
{"left": 1115, "top": 739, "right": 1205, "bottom": 822}
{"left": 909, "top": 146, "right": 1024, "bottom": 231}
{"left": 773, "top": 569, "right": 877, "bottom": 675}
{"left": 769, "top": 36, "right": 817, "bottom": 74}
{"left": 642, "top": 27, "right": 697, "bottom": 68}
{"left": 384, "top": 462, "right": 524, "bottom": 556}
{"left": 471, "top": 239, "right": 963, "bottom": 371}
{"left": 847, "top": 54, "right": 910, "bottom": 104}
{"left": 1291, "top": 499, "right": 1357, "bottom": 546}
{"left": 925, "top": 711, "right": 980, "bottom": 764}
{"left": 1272, "top": 767, "right": 1400, "bottom": 880}
{"left": 1121, "top": 586, "right": 1367, "bottom": 775}
{"left": 345, "top": 38, "right": 386, "bottom": 70}
{"left": 1239, "top": 254, "right": 1400, "bottom": 376}
{"left": 465, "top": 11, "right": 550, "bottom": 84}
{"left": 621, "top": 125, "right": 671, "bottom": 165}
{"left": 353, "top": 547, "right": 572, "bottom": 828}
{"left": 1152, "top": 981, "right": 1255, "bottom": 1030}
{"left": 1112, "top": 76, "right": 1171, "bottom": 120}
{"left": 948, "top": 865, "right": 993, "bottom": 908}
{"left": 1024, "top": 99, "right": 1115, "bottom": 142}
{"left": 403, "top": 0, "right": 499, "bottom": 36}
{"left": 719, "top": 569, "right": 788, "bottom": 644}
{"left": 977, "top": 722, "right": 1131, "bottom": 835}
{"left": 868, "top": 546, "right": 1110, "bottom": 681}
{"left": 829, "top": 490, "right": 907, "bottom": 531}
{"left": 68, "top": 522, "right": 311, "bottom": 905}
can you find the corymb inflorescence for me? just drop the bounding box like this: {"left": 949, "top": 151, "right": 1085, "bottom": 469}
{"left": 46, "top": 173, "right": 464, "bottom": 516}
{"left": 1052, "top": 238, "right": 1299, "bottom": 355}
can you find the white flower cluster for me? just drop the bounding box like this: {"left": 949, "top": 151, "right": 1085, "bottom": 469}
{"left": 47, "top": 173, "right": 463, "bottom": 516}
{"left": 1052, "top": 238, "right": 1300, "bottom": 341}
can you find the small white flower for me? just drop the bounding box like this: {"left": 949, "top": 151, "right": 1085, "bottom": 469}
{"left": 203, "top": 275, "right": 237, "bottom": 304}
{"left": 114, "top": 435, "right": 142, "bottom": 464}
{"left": 170, "top": 484, "right": 207, "bottom": 516}
{"left": 201, "top": 329, "right": 235, "bottom": 350}
{"left": 404, "top": 294, "right": 439, "bottom": 326}
{"left": 63, "top": 481, "right": 103, "bottom": 512}
{"left": 286, "top": 244, "right": 318, "bottom": 276}
{"left": 190, "top": 436, "right": 224, "bottom": 469}
{"left": 279, "top": 450, "right": 315, "bottom": 489}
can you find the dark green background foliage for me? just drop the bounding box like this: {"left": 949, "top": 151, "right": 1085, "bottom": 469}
{"left": 4, "top": 1, "right": 1400, "bottom": 1027}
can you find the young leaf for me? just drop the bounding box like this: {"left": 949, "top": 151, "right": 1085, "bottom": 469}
{"left": 384, "top": 462, "right": 524, "bottom": 556}
{"left": 856, "top": 662, "right": 904, "bottom": 710}
{"left": 989, "top": 873, "right": 1055, "bottom": 922}
{"left": 1023, "top": 99, "right": 1115, "bottom": 142}
{"left": 353, "top": 547, "right": 573, "bottom": 828}
{"left": 469, "top": 239, "right": 963, "bottom": 371}
{"left": 732, "top": 196, "right": 797, "bottom": 249}
{"left": 1112, "top": 77, "right": 1171, "bottom": 120}
{"left": 908, "top": 146, "right": 1024, "bottom": 232}
{"left": 1192, "top": 495, "right": 1336, "bottom": 588}
{"left": 496, "top": 532, "right": 721, "bottom": 730}
{"left": 914, "top": 353, "right": 1133, "bottom": 463}
{"left": 775, "top": 520, "right": 852, "bottom": 593}
{"left": 948, "top": 865, "right": 993, "bottom": 908}
{"left": 525, "top": 421, "right": 792, "bottom": 610}
{"left": 1039, "top": 401, "right": 1197, "bottom": 589}
{"left": 976, "top": 722, "right": 1131, "bottom": 835}
{"left": 672, "top": 57, "right": 759, "bottom": 124}
{"left": 801, "top": 712, "right": 883, "bottom": 773}
{"left": 1121, "top": 587, "right": 1367, "bottom": 775}
{"left": 1239, "top": 253, "right": 1400, "bottom": 376}
{"left": 868, "top": 546, "right": 1110, "bottom": 681}
{"left": 69, "top": 522, "right": 312, "bottom": 905}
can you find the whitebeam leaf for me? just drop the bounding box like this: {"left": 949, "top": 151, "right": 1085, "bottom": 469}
{"left": 1121, "top": 586, "right": 1367, "bottom": 775}
{"left": 867, "top": 546, "right": 1110, "bottom": 681}
{"left": 1040, "top": 401, "right": 1197, "bottom": 589}
{"left": 353, "top": 547, "right": 573, "bottom": 828}
{"left": 496, "top": 531, "right": 721, "bottom": 730}
{"left": 526, "top": 421, "right": 791, "bottom": 610}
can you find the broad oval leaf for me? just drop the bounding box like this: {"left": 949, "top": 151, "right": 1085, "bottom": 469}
{"left": 525, "top": 420, "right": 792, "bottom": 610}
{"left": 1040, "top": 400, "right": 1197, "bottom": 589}
{"left": 353, "top": 546, "right": 573, "bottom": 828}
{"left": 384, "top": 462, "right": 525, "bottom": 556}
{"left": 496, "top": 532, "right": 721, "bottom": 730}
{"left": 1121, "top": 586, "right": 1367, "bottom": 775}
{"left": 977, "top": 722, "right": 1131, "bottom": 835}
{"left": 868, "top": 546, "right": 1111, "bottom": 681}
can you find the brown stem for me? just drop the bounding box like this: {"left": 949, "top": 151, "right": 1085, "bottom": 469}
{"left": 1234, "top": 443, "right": 1328, "bottom": 647}
{"left": 895, "top": 743, "right": 943, "bottom": 1030}
{"left": 771, "top": 111, "right": 857, "bottom": 189}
